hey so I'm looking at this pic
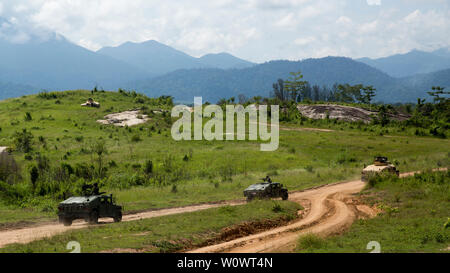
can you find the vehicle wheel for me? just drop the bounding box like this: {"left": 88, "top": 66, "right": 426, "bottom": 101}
{"left": 89, "top": 211, "right": 99, "bottom": 224}
{"left": 114, "top": 211, "right": 122, "bottom": 223}
{"left": 282, "top": 192, "right": 288, "bottom": 200}
{"left": 63, "top": 218, "right": 72, "bottom": 226}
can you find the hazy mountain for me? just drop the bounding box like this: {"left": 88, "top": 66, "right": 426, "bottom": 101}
{"left": 0, "top": 17, "right": 447, "bottom": 104}
{"left": 129, "top": 57, "right": 402, "bottom": 103}
{"left": 97, "top": 40, "right": 255, "bottom": 75}
{"left": 97, "top": 40, "right": 205, "bottom": 75}
{"left": 0, "top": 17, "right": 146, "bottom": 91}
{"left": 431, "top": 47, "right": 450, "bottom": 58}
{"left": 0, "top": 81, "right": 39, "bottom": 100}
{"left": 396, "top": 68, "right": 450, "bottom": 101}
{"left": 198, "top": 53, "right": 255, "bottom": 69}
{"left": 358, "top": 49, "right": 450, "bottom": 78}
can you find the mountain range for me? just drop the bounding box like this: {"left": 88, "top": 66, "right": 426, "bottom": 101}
{"left": 357, "top": 48, "right": 450, "bottom": 78}
{"left": 97, "top": 40, "right": 255, "bottom": 75}
{"left": 128, "top": 58, "right": 450, "bottom": 103}
{"left": 0, "top": 17, "right": 449, "bottom": 103}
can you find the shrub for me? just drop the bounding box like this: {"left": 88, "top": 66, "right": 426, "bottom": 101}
{"left": 0, "top": 153, "right": 20, "bottom": 184}
{"left": 13, "top": 129, "right": 34, "bottom": 153}
{"left": 144, "top": 160, "right": 153, "bottom": 176}
{"left": 24, "top": 112, "right": 32, "bottom": 121}
{"left": 272, "top": 202, "right": 283, "bottom": 213}
{"left": 297, "top": 234, "right": 327, "bottom": 251}
{"left": 131, "top": 134, "right": 142, "bottom": 142}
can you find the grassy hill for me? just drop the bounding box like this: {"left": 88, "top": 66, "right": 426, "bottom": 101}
{"left": 0, "top": 90, "right": 448, "bottom": 223}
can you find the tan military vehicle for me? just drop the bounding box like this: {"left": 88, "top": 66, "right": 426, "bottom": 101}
{"left": 361, "top": 156, "right": 399, "bottom": 182}
{"left": 81, "top": 98, "right": 100, "bottom": 108}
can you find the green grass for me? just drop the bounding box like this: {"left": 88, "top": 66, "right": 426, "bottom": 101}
{"left": 0, "top": 90, "right": 449, "bottom": 223}
{"left": 296, "top": 171, "right": 450, "bottom": 253}
{"left": 1, "top": 200, "right": 302, "bottom": 253}
{"left": 0, "top": 202, "right": 54, "bottom": 225}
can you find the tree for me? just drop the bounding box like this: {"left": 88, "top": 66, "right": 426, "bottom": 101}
{"left": 272, "top": 79, "right": 288, "bottom": 102}
{"left": 362, "top": 86, "right": 376, "bottom": 108}
{"left": 427, "top": 86, "right": 449, "bottom": 104}
{"left": 13, "top": 129, "right": 34, "bottom": 153}
{"left": 0, "top": 152, "right": 19, "bottom": 184}
{"left": 377, "top": 105, "right": 390, "bottom": 126}
{"left": 91, "top": 139, "right": 108, "bottom": 178}
{"left": 284, "top": 71, "right": 308, "bottom": 102}
{"left": 30, "top": 165, "right": 39, "bottom": 190}
{"left": 336, "top": 84, "right": 364, "bottom": 103}
{"left": 144, "top": 159, "right": 153, "bottom": 177}
{"left": 312, "top": 85, "right": 320, "bottom": 102}
{"left": 238, "top": 94, "right": 248, "bottom": 104}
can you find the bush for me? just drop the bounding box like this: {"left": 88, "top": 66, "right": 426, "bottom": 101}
{"left": 144, "top": 160, "right": 153, "bottom": 176}
{"left": 297, "top": 234, "right": 327, "bottom": 251}
{"left": 272, "top": 202, "right": 284, "bottom": 213}
{"left": 0, "top": 153, "right": 20, "bottom": 184}
{"left": 131, "top": 134, "right": 142, "bottom": 142}
{"left": 13, "top": 129, "right": 34, "bottom": 153}
{"left": 24, "top": 112, "right": 32, "bottom": 121}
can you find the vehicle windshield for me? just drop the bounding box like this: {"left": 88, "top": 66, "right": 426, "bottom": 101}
{"left": 245, "top": 183, "right": 270, "bottom": 191}
{"left": 60, "top": 196, "right": 99, "bottom": 204}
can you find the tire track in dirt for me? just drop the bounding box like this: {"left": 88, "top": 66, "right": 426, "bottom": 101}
{"left": 0, "top": 201, "right": 245, "bottom": 248}
{"left": 188, "top": 180, "right": 366, "bottom": 253}
{"left": 0, "top": 168, "right": 445, "bottom": 249}
{"left": 188, "top": 168, "right": 447, "bottom": 253}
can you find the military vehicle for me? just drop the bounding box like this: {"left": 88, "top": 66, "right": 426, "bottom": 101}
{"left": 81, "top": 98, "right": 100, "bottom": 108}
{"left": 58, "top": 185, "right": 122, "bottom": 226}
{"left": 244, "top": 176, "right": 289, "bottom": 201}
{"left": 361, "top": 156, "right": 399, "bottom": 182}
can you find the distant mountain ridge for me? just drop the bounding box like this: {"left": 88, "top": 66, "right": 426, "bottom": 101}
{"left": 0, "top": 34, "right": 147, "bottom": 91}
{"left": 127, "top": 57, "right": 450, "bottom": 104}
{"left": 97, "top": 40, "right": 255, "bottom": 75}
{"left": 0, "top": 17, "right": 448, "bottom": 104}
{"left": 357, "top": 48, "right": 450, "bottom": 78}
{"left": 127, "top": 57, "right": 392, "bottom": 103}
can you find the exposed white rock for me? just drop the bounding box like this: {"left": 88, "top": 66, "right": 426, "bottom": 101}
{"left": 97, "top": 110, "right": 149, "bottom": 127}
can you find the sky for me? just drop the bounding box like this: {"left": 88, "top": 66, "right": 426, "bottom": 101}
{"left": 0, "top": 0, "right": 449, "bottom": 63}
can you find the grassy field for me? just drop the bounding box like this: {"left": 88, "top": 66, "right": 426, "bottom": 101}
{"left": 0, "top": 200, "right": 301, "bottom": 253}
{"left": 296, "top": 171, "right": 450, "bottom": 253}
{"left": 0, "top": 90, "right": 448, "bottom": 223}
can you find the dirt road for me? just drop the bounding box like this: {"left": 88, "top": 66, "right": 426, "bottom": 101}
{"left": 0, "top": 200, "right": 245, "bottom": 248}
{"left": 0, "top": 168, "right": 444, "bottom": 249}
{"left": 188, "top": 168, "right": 447, "bottom": 253}
{"left": 188, "top": 180, "right": 369, "bottom": 253}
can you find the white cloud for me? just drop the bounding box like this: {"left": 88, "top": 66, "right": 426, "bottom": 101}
{"left": 0, "top": 0, "right": 448, "bottom": 62}
{"left": 294, "top": 36, "right": 316, "bottom": 46}
{"left": 367, "top": 0, "right": 381, "bottom": 6}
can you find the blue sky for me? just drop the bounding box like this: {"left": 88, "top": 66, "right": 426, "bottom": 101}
{"left": 0, "top": 0, "right": 449, "bottom": 62}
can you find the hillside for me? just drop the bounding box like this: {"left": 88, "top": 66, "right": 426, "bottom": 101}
{"left": 0, "top": 18, "right": 146, "bottom": 91}
{"left": 397, "top": 68, "right": 450, "bottom": 99}
{"left": 0, "top": 82, "right": 39, "bottom": 100}
{"left": 358, "top": 49, "right": 450, "bottom": 78}
{"left": 97, "top": 40, "right": 254, "bottom": 75}
{"left": 129, "top": 57, "right": 398, "bottom": 103}
{"left": 198, "top": 53, "right": 255, "bottom": 69}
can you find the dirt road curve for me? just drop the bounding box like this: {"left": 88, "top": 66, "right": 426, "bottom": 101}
{"left": 0, "top": 168, "right": 445, "bottom": 249}
{"left": 188, "top": 168, "right": 447, "bottom": 253}
{"left": 188, "top": 180, "right": 367, "bottom": 253}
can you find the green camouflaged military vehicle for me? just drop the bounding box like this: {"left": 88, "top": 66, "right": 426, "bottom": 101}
{"left": 244, "top": 176, "right": 288, "bottom": 201}
{"left": 58, "top": 194, "right": 122, "bottom": 226}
